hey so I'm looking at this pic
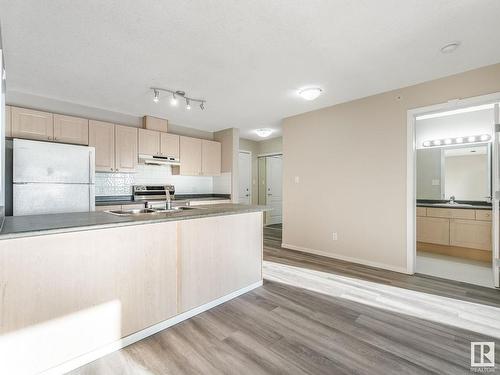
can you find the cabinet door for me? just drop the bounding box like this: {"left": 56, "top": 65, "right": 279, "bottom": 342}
{"left": 160, "top": 133, "right": 180, "bottom": 159}
{"left": 475, "top": 210, "right": 492, "bottom": 221}
{"left": 115, "top": 125, "right": 137, "bottom": 173}
{"left": 450, "top": 219, "right": 492, "bottom": 250}
{"left": 11, "top": 107, "right": 53, "bottom": 141}
{"left": 201, "top": 140, "right": 221, "bottom": 176}
{"left": 179, "top": 136, "right": 202, "bottom": 176}
{"left": 5, "top": 105, "right": 11, "bottom": 137}
{"left": 95, "top": 205, "right": 121, "bottom": 212}
{"left": 138, "top": 128, "right": 160, "bottom": 156}
{"left": 89, "top": 120, "right": 115, "bottom": 172}
{"left": 416, "top": 207, "right": 426, "bottom": 217}
{"left": 53, "top": 114, "right": 89, "bottom": 145}
{"left": 416, "top": 216, "right": 449, "bottom": 245}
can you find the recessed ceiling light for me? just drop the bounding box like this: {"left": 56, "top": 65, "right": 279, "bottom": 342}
{"left": 440, "top": 41, "right": 460, "bottom": 54}
{"left": 298, "top": 87, "right": 322, "bottom": 101}
{"left": 255, "top": 128, "right": 273, "bottom": 138}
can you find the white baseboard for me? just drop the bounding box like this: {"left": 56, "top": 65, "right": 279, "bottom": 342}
{"left": 41, "top": 280, "right": 263, "bottom": 375}
{"left": 281, "top": 243, "right": 409, "bottom": 274}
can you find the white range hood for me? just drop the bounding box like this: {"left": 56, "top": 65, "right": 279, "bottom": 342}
{"left": 138, "top": 154, "right": 180, "bottom": 166}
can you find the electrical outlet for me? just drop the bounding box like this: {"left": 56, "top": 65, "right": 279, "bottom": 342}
{"left": 332, "top": 232, "right": 338, "bottom": 241}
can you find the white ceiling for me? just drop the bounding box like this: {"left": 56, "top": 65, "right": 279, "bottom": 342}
{"left": 1, "top": 1, "right": 500, "bottom": 140}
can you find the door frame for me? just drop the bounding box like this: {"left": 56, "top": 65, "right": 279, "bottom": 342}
{"left": 406, "top": 92, "right": 500, "bottom": 277}
{"left": 238, "top": 150, "right": 252, "bottom": 204}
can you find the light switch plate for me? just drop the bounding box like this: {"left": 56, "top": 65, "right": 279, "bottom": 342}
{"left": 294, "top": 176, "right": 300, "bottom": 184}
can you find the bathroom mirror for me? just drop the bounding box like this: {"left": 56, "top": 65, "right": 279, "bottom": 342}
{"left": 417, "top": 144, "right": 491, "bottom": 201}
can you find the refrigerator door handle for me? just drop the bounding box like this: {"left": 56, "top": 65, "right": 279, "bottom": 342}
{"left": 89, "top": 148, "right": 95, "bottom": 184}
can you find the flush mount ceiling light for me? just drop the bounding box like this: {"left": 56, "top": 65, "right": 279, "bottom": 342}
{"left": 151, "top": 87, "right": 205, "bottom": 111}
{"left": 422, "top": 134, "right": 491, "bottom": 148}
{"left": 255, "top": 128, "right": 273, "bottom": 138}
{"left": 440, "top": 41, "right": 461, "bottom": 54}
{"left": 298, "top": 87, "right": 322, "bottom": 101}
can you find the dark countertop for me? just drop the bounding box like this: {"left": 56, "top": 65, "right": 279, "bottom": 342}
{"left": 95, "top": 194, "right": 231, "bottom": 206}
{"left": 417, "top": 203, "right": 492, "bottom": 210}
{"left": 0, "top": 204, "right": 268, "bottom": 241}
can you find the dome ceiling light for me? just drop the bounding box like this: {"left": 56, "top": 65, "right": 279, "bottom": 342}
{"left": 298, "top": 87, "right": 322, "bottom": 101}
{"left": 151, "top": 87, "right": 205, "bottom": 111}
{"left": 255, "top": 128, "right": 274, "bottom": 138}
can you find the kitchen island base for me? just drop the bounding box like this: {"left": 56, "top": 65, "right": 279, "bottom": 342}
{"left": 0, "top": 210, "right": 263, "bottom": 375}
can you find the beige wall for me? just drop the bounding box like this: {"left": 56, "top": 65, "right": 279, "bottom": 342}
{"left": 214, "top": 128, "right": 240, "bottom": 202}
{"left": 282, "top": 63, "right": 500, "bottom": 272}
{"left": 240, "top": 137, "right": 283, "bottom": 205}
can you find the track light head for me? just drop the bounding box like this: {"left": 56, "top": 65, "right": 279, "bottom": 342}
{"left": 200, "top": 102, "right": 205, "bottom": 110}
{"left": 170, "top": 93, "right": 178, "bottom": 106}
{"left": 153, "top": 89, "right": 160, "bottom": 103}
{"left": 186, "top": 98, "right": 191, "bottom": 110}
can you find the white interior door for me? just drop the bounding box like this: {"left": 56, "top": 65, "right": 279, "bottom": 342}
{"left": 266, "top": 156, "right": 282, "bottom": 225}
{"left": 493, "top": 103, "right": 500, "bottom": 288}
{"left": 238, "top": 151, "right": 251, "bottom": 204}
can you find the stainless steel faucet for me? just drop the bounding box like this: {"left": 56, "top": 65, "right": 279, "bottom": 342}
{"left": 449, "top": 195, "right": 456, "bottom": 204}
{"left": 166, "top": 190, "right": 172, "bottom": 210}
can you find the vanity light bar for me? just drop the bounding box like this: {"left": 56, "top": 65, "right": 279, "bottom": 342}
{"left": 422, "top": 134, "right": 491, "bottom": 147}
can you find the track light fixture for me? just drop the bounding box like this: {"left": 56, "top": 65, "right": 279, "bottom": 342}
{"left": 153, "top": 89, "right": 160, "bottom": 103}
{"left": 150, "top": 87, "right": 206, "bottom": 111}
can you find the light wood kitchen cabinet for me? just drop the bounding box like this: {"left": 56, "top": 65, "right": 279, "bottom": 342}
{"left": 5, "top": 105, "right": 11, "bottom": 137}
{"left": 416, "top": 207, "right": 426, "bottom": 217}
{"left": 115, "top": 125, "right": 137, "bottom": 173}
{"left": 89, "top": 120, "right": 115, "bottom": 172}
{"left": 11, "top": 107, "right": 54, "bottom": 141}
{"left": 160, "top": 132, "right": 180, "bottom": 159}
{"left": 178, "top": 136, "right": 202, "bottom": 175}
{"left": 202, "top": 139, "right": 221, "bottom": 176}
{"left": 143, "top": 115, "right": 168, "bottom": 132}
{"left": 450, "top": 219, "right": 492, "bottom": 250}
{"left": 416, "top": 216, "right": 450, "bottom": 245}
{"left": 53, "top": 114, "right": 89, "bottom": 145}
{"left": 138, "top": 128, "right": 160, "bottom": 156}
{"left": 178, "top": 212, "right": 262, "bottom": 312}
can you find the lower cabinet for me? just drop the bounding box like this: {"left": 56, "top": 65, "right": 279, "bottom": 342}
{"left": 450, "top": 219, "right": 492, "bottom": 250}
{"left": 416, "top": 216, "right": 450, "bottom": 245}
{"left": 178, "top": 212, "right": 262, "bottom": 312}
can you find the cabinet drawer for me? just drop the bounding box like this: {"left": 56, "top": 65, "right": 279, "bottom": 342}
{"left": 426, "top": 207, "right": 475, "bottom": 220}
{"left": 475, "top": 210, "right": 492, "bottom": 221}
{"left": 450, "top": 219, "right": 491, "bottom": 251}
{"left": 416, "top": 207, "right": 426, "bottom": 217}
{"left": 416, "top": 216, "right": 450, "bottom": 245}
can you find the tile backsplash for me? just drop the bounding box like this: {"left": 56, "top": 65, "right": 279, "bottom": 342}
{"left": 95, "top": 164, "right": 231, "bottom": 196}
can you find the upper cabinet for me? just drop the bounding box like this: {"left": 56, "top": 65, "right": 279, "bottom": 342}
{"left": 53, "top": 114, "right": 89, "bottom": 145}
{"left": 89, "top": 122, "right": 137, "bottom": 173}
{"left": 160, "top": 133, "right": 179, "bottom": 159}
{"left": 89, "top": 120, "right": 115, "bottom": 172}
{"left": 202, "top": 140, "right": 221, "bottom": 176}
{"left": 143, "top": 115, "right": 168, "bottom": 132}
{"left": 174, "top": 136, "right": 221, "bottom": 176}
{"left": 5, "top": 105, "right": 11, "bottom": 137}
{"left": 178, "top": 136, "right": 202, "bottom": 176}
{"left": 138, "top": 128, "right": 160, "bottom": 156}
{"left": 115, "top": 125, "right": 137, "bottom": 173}
{"left": 11, "top": 107, "right": 54, "bottom": 141}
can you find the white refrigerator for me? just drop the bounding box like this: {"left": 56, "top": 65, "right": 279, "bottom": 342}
{"left": 13, "top": 139, "right": 95, "bottom": 216}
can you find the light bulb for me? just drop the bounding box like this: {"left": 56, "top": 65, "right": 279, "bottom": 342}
{"left": 170, "top": 94, "right": 178, "bottom": 106}
{"left": 467, "top": 136, "right": 476, "bottom": 142}
{"left": 423, "top": 141, "right": 431, "bottom": 147}
{"left": 444, "top": 139, "right": 452, "bottom": 145}
{"left": 433, "top": 140, "right": 441, "bottom": 146}
{"left": 186, "top": 99, "right": 191, "bottom": 110}
{"left": 480, "top": 134, "right": 490, "bottom": 141}
{"left": 455, "top": 137, "right": 464, "bottom": 143}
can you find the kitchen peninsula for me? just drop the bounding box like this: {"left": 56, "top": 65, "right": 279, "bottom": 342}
{"left": 0, "top": 204, "right": 266, "bottom": 375}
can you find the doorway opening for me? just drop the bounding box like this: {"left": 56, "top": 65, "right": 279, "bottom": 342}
{"left": 258, "top": 154, "right": 282, "bottom": 226}
{"left": 238, "top": 151, "right": 252, "bottom": 204}
{"left": 407, "top": 95, "right": 500, "bottom": 288}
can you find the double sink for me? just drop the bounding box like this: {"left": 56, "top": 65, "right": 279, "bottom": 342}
{"left": 106, "top": 206, "right": 199, "bottom": 216}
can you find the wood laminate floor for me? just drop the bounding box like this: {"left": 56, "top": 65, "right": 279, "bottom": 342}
{"left": 69, "top": 225, "right": 500, "bottom": 375}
